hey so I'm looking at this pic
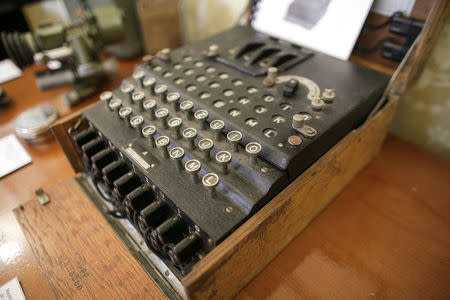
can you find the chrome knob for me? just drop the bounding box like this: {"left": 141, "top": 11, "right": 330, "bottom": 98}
{"left": 227, "top": 130, "right": 242, "bottom": 152}
{"left": 210, "top": 120, "right": 225, "bottom": 141}
{"left": 198, "top": 138, "right": 214, "bottom": 161}
{"left": 185, "top": 159, "right": 201, "bottom": 183}
{"left": 245, "top": 142, "right": 262, "bottom": 165}
{"left": 202, "top": 173, "right": 219, "bottom": 197}
{"left": 182, "top": 128, "right": 197, "bottom": 150}
{"left": 215, "top": 151, "right": 231, "bottom": 174}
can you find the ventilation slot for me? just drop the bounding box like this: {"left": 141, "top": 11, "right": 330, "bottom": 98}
{"left": 248, "top": 47, "right": 281, "bottom": 66}
{"left": 268, "top": 53, "right": 298, "bottom": 68}
{"left": 233, "top": 42, "right": 265, "bottom": 59}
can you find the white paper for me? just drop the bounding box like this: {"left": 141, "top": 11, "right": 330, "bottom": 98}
{"left": 0, "top": 277, "right": 27, "bottom": 300}
{"left": 371, "top": 0, "right": 415, "bottom": 16}
{"left": 252, "top": 0, "right": 374, "bottom": 60}
{"left": 0, "top": 135, "right": 32, "bottom": 178}
{"left": 0, "top": 59, "right": 22, "bottom": 84}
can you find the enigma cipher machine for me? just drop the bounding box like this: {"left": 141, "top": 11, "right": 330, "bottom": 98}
{"left": 70, "top": 26, "right": 388, "bottom": 276}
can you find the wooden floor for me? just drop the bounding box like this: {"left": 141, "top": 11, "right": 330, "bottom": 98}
{"left": 1, "top": 61, "right": 449, "bottom": 299}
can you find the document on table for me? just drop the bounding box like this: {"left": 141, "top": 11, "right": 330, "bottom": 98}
{"left": 0, "top": 59, "right": 22, "bottom": 84}
{"left": 0, "top": 277, "right": 27, "bottom": 300}
{"left": 0, "top": 134, "right": 32, "bottom": 178}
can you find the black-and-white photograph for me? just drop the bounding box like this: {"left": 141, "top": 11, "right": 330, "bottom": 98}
{"left": 284, "top": 0, "right": 331, "bottom": 30}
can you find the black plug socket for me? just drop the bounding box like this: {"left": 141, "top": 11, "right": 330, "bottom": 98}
{"left": 382, "top": 41, "right": 407, "bottom": 62}
{"left": 390, "top": 15, "right": 424, "bottom": 39}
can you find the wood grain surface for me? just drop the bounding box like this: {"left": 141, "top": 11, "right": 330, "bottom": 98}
{"left": 14, "top": 179, "right": 166, "bottom": 299}
{"left": 0, "top": 59, "right": 140, "bottom": 299}
{"left": 397, "top": 0, "right": 450, "bottom": 92}
{"left": 183, "top": 95, "right": 399, "bottom": 299}
{"left": 1, "top": 39, "right": 449, "bottom": 300}
{"left": 238, "top": 135, "right": 450, "bottom": 300}
{"left": 0, "top": 59, "right": 139, "bottom": 215}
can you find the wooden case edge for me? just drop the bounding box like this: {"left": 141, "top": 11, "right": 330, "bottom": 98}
{"left": 51, "top": 94, "right": 399, "bottom": 299}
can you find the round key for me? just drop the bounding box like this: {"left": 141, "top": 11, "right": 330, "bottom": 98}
{"left": 194, "top": 110, "right": 208, "bottom": 130}
{"left": 142, "top": 125, "right": 157, "bottom": 147}
{"left": 198, "top": 138, "right": 214, "bottom": 161}
{"left": 210, "top": 120, "right": 225, "bottom": 141}
{"left": 287, "top": 135, "right": 302, "bottom": 148}
{"left": 118, "top": 106, "right": 132, "bottom": 124}
{"left": 154, "top": 84, "right": 168, "bottom": 101}
{"left": 133, "top": 70, "right": 145, "bottom": 88}
{"left": 180, "top": 100, "right": 194, "bottom": 120}
{"left": 167, "top": 92, "right": 181, "bottom": 111}
{"left": 143, "top": 76, "right": 156, "bottom": 94}
{"left": 169, "top": 147, "right": 185, "bottom": 170}
{"left": 155, "top": 135, "right": 170, "bottom": 158}
{"left": 202, "top": 173, "right": 219, "bottom": 197}
{"left": 292, "top": 114, "right": 305, "bottom": 129}
{"left": 182, "top": 127, "right": 197, "bottom": 150}
{"left": 130, "top": 115, "right": 144, "bottom": 132}
{"left": 158, "top": 48, "right": 171, "bottom": 61}
{"left": 206, "top": 44, "right": 219, "bottom": 56}
{"left": 322, "top": 88, "right": 335, "bottom": 103}
{"left": 263, "top": 67, "right": 278, "bottom": 87}
{"left": 168, "top": 117, "right": 183, "bottom": 139}
{"left": 121, "top": 83, "right": 134, "bottom": 101}
{"left": 132, "top": 91, "right": 146, "bottom": 111}
{"left": 311, "top": 97, "right": 324, "bottom": 111}
{"left": 155, "top": 108, "right": 169, "bottom": 128}
{"left": 185, "top": 159, "right": 201, "bottom": 183}
{"left": 100, "top": 91, "right": 113, "bottom": 108}
{"left": 143, "top": 99, "right": 156, "bottom": 120}
{"left": 215, "top": 151, "right": 231, "bottom": 174}
{"left": 227, "top": 130, "right": 242, "bottom": 152}
{"left": 108, "top": 98, "right": 122, "bottom": 112}
{"left": 245, "top": 142, "right": 261, "bottom": 164}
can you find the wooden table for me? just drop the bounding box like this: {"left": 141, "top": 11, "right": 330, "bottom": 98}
{"left": 1, "top": 61, "right": 449, "bottom": 299}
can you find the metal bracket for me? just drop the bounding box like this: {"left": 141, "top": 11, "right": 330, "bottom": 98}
{"left": 294, "top": 124, "right": 317, "bottom": 138}
{"left": 35, "top": 188, "right": 50, "bottom": 205}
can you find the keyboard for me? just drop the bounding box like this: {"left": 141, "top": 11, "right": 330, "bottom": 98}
{"left": 71, "top": 25, "right": 389, "bottom": 275}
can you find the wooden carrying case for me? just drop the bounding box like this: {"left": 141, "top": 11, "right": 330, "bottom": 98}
{"left": 14, "top": 1, "right": 447, "bottom": 299}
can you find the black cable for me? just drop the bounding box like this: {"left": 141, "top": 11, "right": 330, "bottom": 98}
{"left": 94, "top": 177, "right": 114, "bottom": 202}
{"left": 364, "top": 11, "right": 404, "bottom": 30}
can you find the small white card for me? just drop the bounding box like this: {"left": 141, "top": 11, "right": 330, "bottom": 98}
{"left": 0, "top": 134, "right": 32, "bottom": 178}
{"left": 0, "top": 59, "right": 22, "bottom": 84}
{"left": 0, "top": 277, "right": 27, "bottom": 300}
